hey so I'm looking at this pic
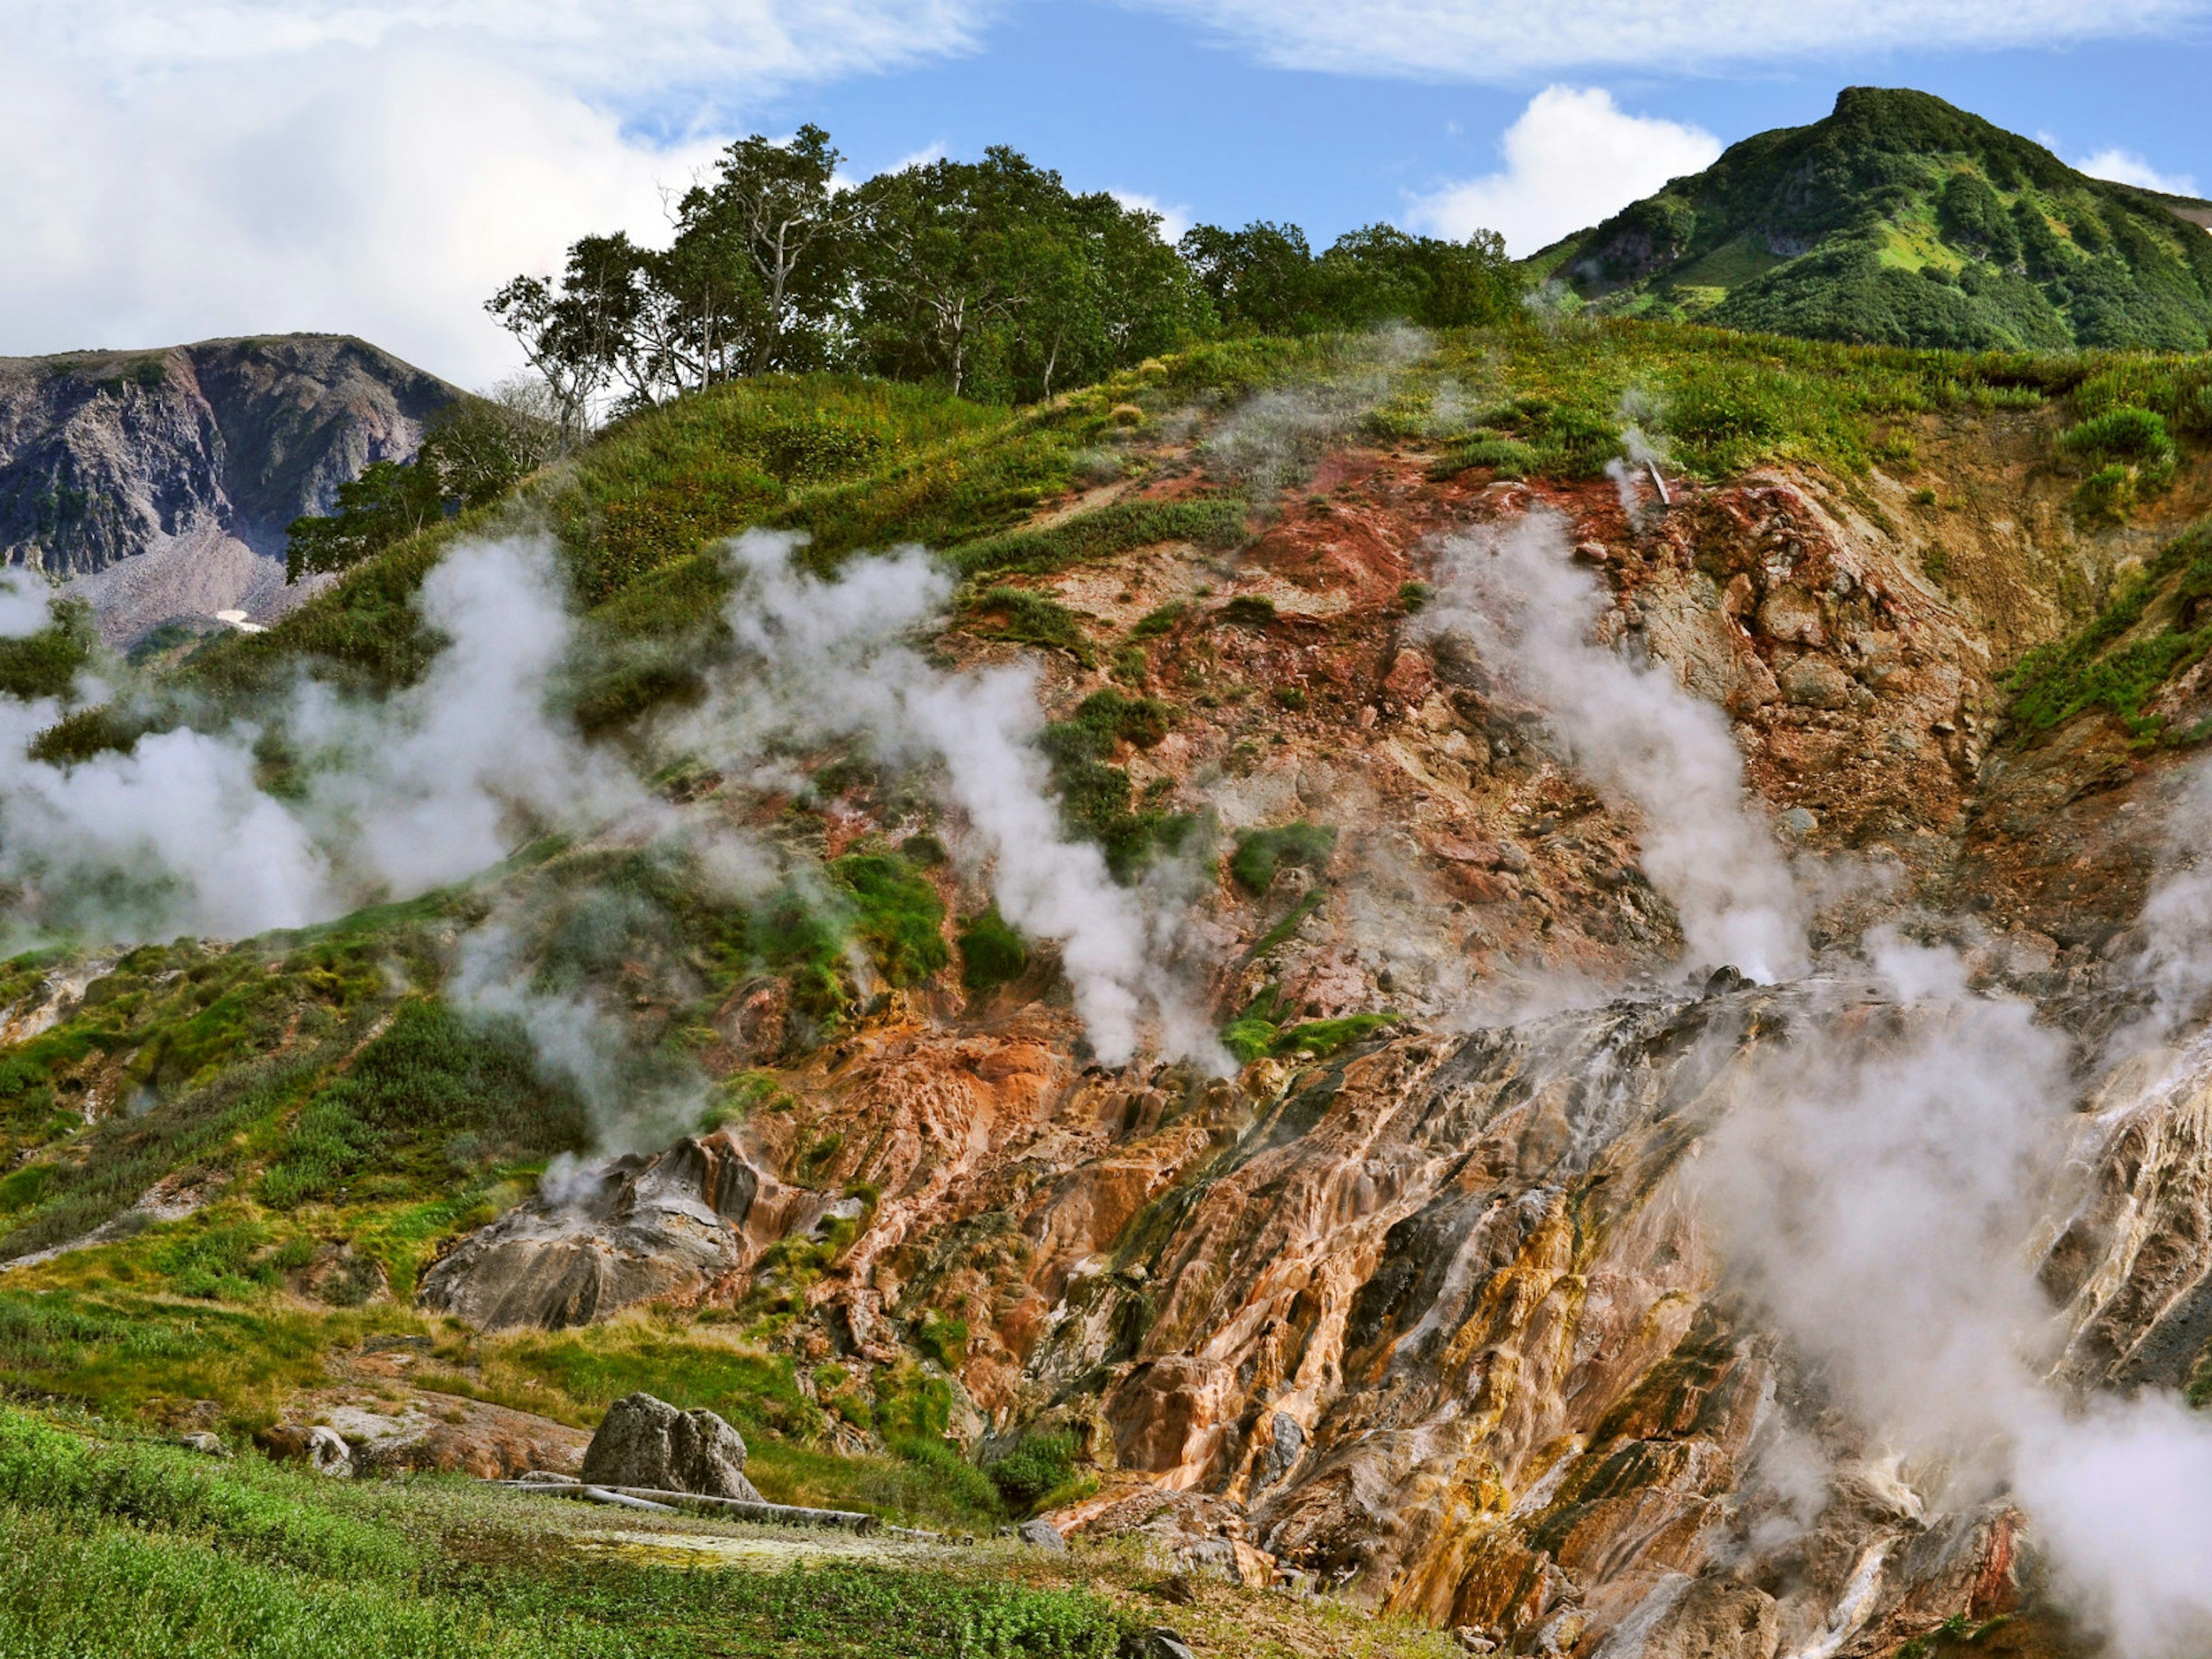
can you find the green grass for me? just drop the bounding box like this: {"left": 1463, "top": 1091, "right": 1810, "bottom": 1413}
{"left": 948, "top": 497, "right": 1247, "bottom": 579}
{"left": 1219, "top": 984, "right": 1397, "bottom": 1066}
{"left": 1036, "top": 692, "right": 1191, "bottom": 881}
{"left": 957, "top": 907, "right": 1028, "bottom": 994}
{"left": 260, "top": 998, "right": 587, "bottom": 1211}
{"left": 965, "top": 588, "right": 1095, "bottom": 664}
{"left": 2006, "top": 520, "right": 2212, "bottom": 741}
{"left": 0, "top": 1406, "right": 1132, "bottom": 1658}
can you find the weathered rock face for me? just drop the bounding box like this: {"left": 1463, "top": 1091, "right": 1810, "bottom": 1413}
{"left": 0, "top": 335, "right": 454, "bottom": 641}
{"left": 578, "top": 1392, "right": 763, "bottom": 1500}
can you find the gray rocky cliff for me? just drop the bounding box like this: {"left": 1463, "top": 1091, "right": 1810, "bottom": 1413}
{"left": 0, "top": 334, "right": 457, "bottom": 643}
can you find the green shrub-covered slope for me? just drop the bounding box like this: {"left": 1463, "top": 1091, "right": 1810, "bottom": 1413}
{"left": 1535, "top": 87, "right": 2212, "bottom": 353}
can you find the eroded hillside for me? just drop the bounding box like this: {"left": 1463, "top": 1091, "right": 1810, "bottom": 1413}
{"left": 5, "top": 323, "right": 2212, "bottom": 1657}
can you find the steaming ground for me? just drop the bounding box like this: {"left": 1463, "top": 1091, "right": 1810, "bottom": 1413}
{"left": 679, "top": 530, "right": 1225, "bottom": 1071}
{"left": 10, "top": 395, "right": 2212, "bottom": 1654}
{"left": 1425, "top": 507, "right": 2212, "bottom": 1656}
{"left": 1419, "top": 512, "right": 1808, "bottom": 983}
{"left": 0, "top": 531, "right": 1222, "bottom": 1101}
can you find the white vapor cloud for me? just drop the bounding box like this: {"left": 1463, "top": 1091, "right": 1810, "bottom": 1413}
{"left": 1125, "top": 0, "right": 2207, "bottom": 80}
{"left": 0, "top": 536, "right": 652, "bottom": 942}
{"left": 1410, "top": 86, "right": 1721, "bottom": 256}
{"left": 0, "top": 3, "right": 992, "bottom": 382}
{"left": 2073, "top": 146, "right": 2202, "bottom": 197}
{"left": 683, "top": 531, "right": 1225, "bottom": 1070}
{"left": 1696, "top": 934, "right": 2212, "bottom": 1657}
{"left": 0, "top": 571, "right": 54, "bottom": 641}
{"left": 1418, "top": 512, "right": 1808, "bottom": 982}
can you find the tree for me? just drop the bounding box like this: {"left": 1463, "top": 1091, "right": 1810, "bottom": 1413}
{"left": 1179, "top": 219, "right": 1522, "bottom": 336}
{"left": 485, "top": 233, "right": 653, "bottom": 438}
{"left": 285, "top": 459, "right": 444, "bottom": 582}
{"left": 416, "top": 388, "right": 560, "bottom": 510}
{"left": 666, "top": 124, "right": 851, "bottom": 379}
{"left": 1179, "top": 221, "right": 1324, "bottom": 336}
{"left": 850, "top": 150, "right": 1066, "bottom": 398}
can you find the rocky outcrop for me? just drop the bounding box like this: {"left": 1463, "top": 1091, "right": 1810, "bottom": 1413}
{"left": 416, "top": 1134, "right": 817, "bottom": 1331}
{"left": 0, "top": 335, "right": 455, "bottom": 641}
{"left": 579, "top": 1392, "right": 763, "bottom": 1501}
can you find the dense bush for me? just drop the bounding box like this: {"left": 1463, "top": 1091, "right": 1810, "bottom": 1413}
{"left": 1228, "top": 822, "right": 1337, "bottom": 893}
{"left": 957, "top": 907, "right": 1028, "bottom": 994}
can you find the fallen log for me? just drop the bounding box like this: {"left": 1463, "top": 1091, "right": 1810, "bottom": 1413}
{"left": 497, "top": 1478, "right": 881, "bottom": 1533}
{"left": 580, "top": 1486, "right": 677, "bottom": 1512}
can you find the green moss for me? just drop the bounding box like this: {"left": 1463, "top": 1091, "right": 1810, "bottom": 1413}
{"left": 1218, "top": 594, "right": 1277, "bottom": 628}
{"left": 914, "top": 1308, "right": 969, "bottom": 1371}
{"left": 1127, "top": 601, "right": 1188, "bottom": 639}
{"left": 965, "top": 587, "right": 1093, "bottom": 664}
{"left": 984, "top": 1431, "right": 1077, "bottom": 1516}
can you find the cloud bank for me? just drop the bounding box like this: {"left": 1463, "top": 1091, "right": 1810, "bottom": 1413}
{"left": 1409, "top": 86, "right": 1721, "bottom": 256}
{"left": 0, "top": 2, "right": 990, "bottom": 382}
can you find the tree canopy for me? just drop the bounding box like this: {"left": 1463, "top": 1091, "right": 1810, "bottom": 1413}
{"left": 487, "top": 127, "right": 1520, "bottom": 421}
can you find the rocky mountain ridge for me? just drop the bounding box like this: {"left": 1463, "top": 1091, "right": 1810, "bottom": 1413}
{"left": 0, "top": 334, "right": 455, "bottom": 643}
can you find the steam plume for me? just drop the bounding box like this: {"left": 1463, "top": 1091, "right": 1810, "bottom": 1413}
{"left": 0, "top": 570, "right": 52, "bottom": 639}
{"left": 0, "top": 536, "right": 645, "bottom": 942}
{"left": 684, "top": 531, "right": 1219, "bottom": 1069}
{"left": 1418, "top": 512, "right": 1808, "bottom": 981}
{"left": 1696, "top": 935, "right": 2212, "bottom": 1656}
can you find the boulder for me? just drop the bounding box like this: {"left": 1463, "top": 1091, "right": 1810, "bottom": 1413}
{"left": 417, "top": 1134, "right": 816, "bottom": 1332}
{"left": 256, "top": 1423, "right": 351, "bottom": 1476}
{"left": 578, "top": 1392, "right": 763, "bottom": 1501}
{"left": 1018, "top": 1517, "right": 1069, "bottom": 1552}
{"left": 1126, "top": 1633, "right": 1198, "bottom": 1659}
{"left": 1778, "top": 656, "right": 1853, "bottom": 710}
{"left": 176, "top": 1431, "right": 230, "bottom": 1458}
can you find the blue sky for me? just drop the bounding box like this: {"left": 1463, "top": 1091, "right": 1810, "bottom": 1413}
{"left": 3, "top": 0, "right": 2207, "bottom": 381}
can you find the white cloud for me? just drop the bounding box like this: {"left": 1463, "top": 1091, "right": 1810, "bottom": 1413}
{"left": 1124, "top": 0, "right": 2208, "bottom": 79}
{"left": 2073, "top": 147, "right": 2202, "bottom": 197}
{"left": 0, "top": 3, "right": 994, "bottom": 384}
{"left": 1409, "top": 87, "right": 1721, "bottom": 256}
{"left": 1109, "top": 189, "right": 1194, "bottom": 243}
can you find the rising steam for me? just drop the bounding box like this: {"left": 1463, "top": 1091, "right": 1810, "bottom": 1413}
{"left": 683, "top": 530, "right": 1220, "bottom": 1071}
{"left": 0, "top": 536, "right": 648, "bottom": 943}
{"left": 1695, "top": 935, "right": 2212, "bottom": 1656}
{"left": 1417, "top": 511, "right": 1808, "bottom": 982}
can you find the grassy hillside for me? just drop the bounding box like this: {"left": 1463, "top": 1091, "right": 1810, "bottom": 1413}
{"left": 97, "top": 317, "right": 2199, "bottom": 731}
{"left": 1536, "top": 88, "right": 2212, "bottom": 353}
{"left": 1, "top": 314, "right": 2208, "bottom": 1645}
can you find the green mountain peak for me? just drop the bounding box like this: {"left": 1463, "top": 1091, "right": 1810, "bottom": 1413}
{"left": 1536, "top": 85, "right": 2212, "bottom": 352}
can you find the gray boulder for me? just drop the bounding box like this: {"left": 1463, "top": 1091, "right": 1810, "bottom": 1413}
{"left": 578, "top": 1392, "right": 763, "bottom": 1501}
{"left": 1017, "top": 1517, "right": 1068, "bottom": 1552}
{"left": 1124, "top": 1632, "right": 1197, "bottom": 1659}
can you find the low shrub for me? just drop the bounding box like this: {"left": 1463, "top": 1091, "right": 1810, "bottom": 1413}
{"left": 1228, "top": 822, "right": 1337, "bottom": 893}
